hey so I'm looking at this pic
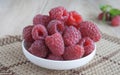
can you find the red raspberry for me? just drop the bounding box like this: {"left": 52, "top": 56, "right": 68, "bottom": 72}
{"left": 78, "top": 37, "right": 95, "bottom": 56}
{"left": 23, "top": 25, "right": 34, "bottom": 42}
{"left": 24, "top": 41, "right": 33, "bottom": 50}
{"left": 98, "top": 12, "right": 111, "bottom": 21}
{"left": 47, "top": 20, "right": 65, "bottom": 35}
{"left": 63, "top": 45, "right": 84, "bottom": 60}
{"left": 66, "top": 11, "right": 83, "bottom": 28}
{"left": 28, "top": 40, "right": 48, "bottom": 58}
{"left": 45, "top": 33, "right": 64, "bottom": 56}
{"left": 32, "top": 24, "right": 48, "bottom": 40}
{"left": 33, "top": 14, "right": 51, "bottom": 27}
{"left": 49, "top": 6, "right": 69, "bottom": 21}
{"left": 79, "top": 21, "right": 101, "bottom": 42}
{"left": 47, "top": 54, "right": 63, "bottom": 60}
{"left": 63, "top": 26, "right": 81, "bottom": 46}
{"left": 111, "top": 15, "right": 120, "bottom": 26}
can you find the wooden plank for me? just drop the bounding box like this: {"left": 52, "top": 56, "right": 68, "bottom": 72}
{"left": 0, "top": 0, "right": 120, "bottom": 38}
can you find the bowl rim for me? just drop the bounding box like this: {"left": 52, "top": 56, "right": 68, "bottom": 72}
{"left": 22, "top": 40, "right": 96, "bottom": 63}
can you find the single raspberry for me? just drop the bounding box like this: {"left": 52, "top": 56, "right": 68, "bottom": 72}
{"left": 63, "top": 26, "right": 81, "bottom": 46}
{"left": 33, "top": 14, "right": 51, "bottom": 27}
{"left": 28, "top": 40, "right": 48, "bottom": 58}
{"left": 63, "top": 45, "right": 84, "bottom": 60}
{"left": 78, "top": 37, "right": 95, "bottom": 56}
{"left": 66, "top": 11, "right": 83, "bottom": 28}
{"left": 98, "top": 12, "right": 111, "bottom": 21}
{"left": 79, "top": 21, "right": 101, "bottom": 42}
{"left": 23, "top": 25, "right": 34, "bottom": 42}
{"left": 32, "top": 24, "right": 48, "bottom": 40}
{"left": 45, "top": 33, "right": 64, "bottom": 56}
{"left": 49, "top": 6, "right": 69, "bottom": 21}
{"left": 24, "top": 41, "right": 33, "bottom": 50}
{"left": 47, "top": 20, "right": 65, "bottom": 35}
{"left": 47, "top": 54, "right": 63, "bottom": 60}
{"left": 111, "top": 15, "right": 120, "bottom": 26}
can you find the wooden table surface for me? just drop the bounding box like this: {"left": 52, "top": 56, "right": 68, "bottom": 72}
{"left": 0, "top": 0, "right": 120, "bottom": 38}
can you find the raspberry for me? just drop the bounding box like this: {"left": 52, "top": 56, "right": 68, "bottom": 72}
{"left": 78, "top": 37, "right": 95, "bottom": 56}
{"left": 23, "top": 25, "right": 34, "bottom": 42}
{"left": 63, "top": 26, "right": 81, "bottom": 46}
{"left": 79, "top": 21, "right": 101, "bottom": 42}
{"left": 32, "top": 24, "right": 48, "bottom": 40}
{"left": 49, "top": 6, "right": 69, "bottom": 21}
{"left": 98, "top": 12, "right": 111, "bottom": 21}
{"left": 33, "top": 14, "right": 51, "bottom": 27}
{"left": 66, "top": 11, "right": 83, "bottom": 28}
{"left": 45, "top": 33, "right": 64, "bottom": 56}
{"left": 63, "top": 45, "right": 84, "bottom": 60}
{"left": 24, "top": 41, "right": 33, "bottom": 50}
{"left": 28, "top": 40, "right": 48, "bottom": 58}
{"left": 47, "top": 54, "right": 63, "bottom": 60}
{"left": 111, "top": 15, "right": 120, "bottom": 26}
{"left": 47, "top": 20, "right": 65, "bottom": 35}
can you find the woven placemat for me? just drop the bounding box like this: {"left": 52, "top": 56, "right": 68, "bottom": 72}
{"left": 0, "top": 33, "right": 120, "bottom": 75}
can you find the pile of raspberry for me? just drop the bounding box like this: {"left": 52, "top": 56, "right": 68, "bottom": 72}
{"left": 23, "top": 6, "right": 101, "bottom": 61}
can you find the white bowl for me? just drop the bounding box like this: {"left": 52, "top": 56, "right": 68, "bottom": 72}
{"left": 22, "top": 40, "right": 96, "bottom": 70}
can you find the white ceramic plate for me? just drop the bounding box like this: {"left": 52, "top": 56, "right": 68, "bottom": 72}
{"left": 22, "top": 40, "right": 96, "bottom": 70}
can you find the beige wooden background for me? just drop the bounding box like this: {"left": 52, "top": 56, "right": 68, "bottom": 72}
{"left": 0, "top": 0, "right": 120, "bottom": 38}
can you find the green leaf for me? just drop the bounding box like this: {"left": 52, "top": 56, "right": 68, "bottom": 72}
{"left": 109, "top": 9, "right": 120, "bottom": 17}
{"left": 100, "top": 5, "right": 112, "bottom": 12}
